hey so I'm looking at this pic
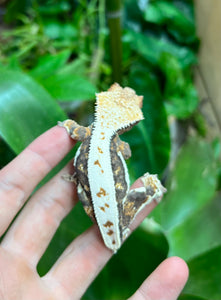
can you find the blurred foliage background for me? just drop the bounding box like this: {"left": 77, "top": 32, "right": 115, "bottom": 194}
{"left": 0, "top": 0, "right": 220, "bottom": 299}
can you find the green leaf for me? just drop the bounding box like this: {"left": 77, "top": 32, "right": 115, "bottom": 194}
{"left": 123, "top": 65, "right": 170, "bottom": 178}
{"left": 159, "top": 53, "right": 199, "bottom": 119}
{"left": 151, "top": 138, "right": 218, "bottom": 231}
{"left": 42, "top": 73, "right": 97, "bottom": 101}
{"left": 43, "top": 20, "right": 77, "bottom": 41}
{"left": 144, "top": 1, "right": 197, "bottom": 44}
{"left": 168, "top": 194, "right": 221, "bottom": 260}
{"left": 0, "top": 69, "right": 66, "bottom": 153}
{"left": 179, "top": 295, "right": 209, "bottom": 300}
{"left": 126, "top": 30, "right": 197, "bottom": 68}
{"left": 184, "top": 246, "right": 221, "bottom": 300}
{"left": 38, "top": 1, "right": 71, "bottom": 15}
{"left": 29, "top": 50, "right": 71, "bottom": 79}
{"left": 57, "top": 57, "right": 88, "bottom": 77}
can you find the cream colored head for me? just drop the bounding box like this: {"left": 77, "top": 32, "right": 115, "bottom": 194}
{"left": 95, "top": 83, "right": 144, "bottom": 131}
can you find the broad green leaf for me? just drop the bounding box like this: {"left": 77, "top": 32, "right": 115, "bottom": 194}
{"left": 168, "top": 194, "right": 221, "bottom": 260}
{"left": 0, "top": 69, "right": 66, "bottom": 153}
{"left": 184, "top": 246, "right": 221, "bottom": 300}
{"left": 126, "top": 30, "right": 196, "bottom": 68}
{"left": 42, "top": 73, "right": 97, "bottom": 101}
{"left": 29, "top": 50, "right": 71, "bottom": 79}
{"left": 57, "top": 57, "right": 88, "bottom": 77}
{"left": 123, "top": 65, "right": 170, "bottom": 178}
{"left": 151, "top": 138, "right": 218, "bottom": 231}
{"left": 144, "top": 1, "right": 197, "bottom": 44}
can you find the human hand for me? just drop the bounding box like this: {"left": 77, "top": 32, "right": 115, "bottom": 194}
{"left": 0, "top": 126, "right": 189, "bottom": 300}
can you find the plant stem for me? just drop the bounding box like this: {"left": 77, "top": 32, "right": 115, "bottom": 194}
{"left": 89, "top": 0, "right": 106, "bottom": 84}
{"left": 106, "top": 0, "right": 122, "bottom": 84}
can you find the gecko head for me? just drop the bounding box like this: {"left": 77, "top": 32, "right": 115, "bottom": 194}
{"left": 95, "top": 83, "right": 144, "bottom": 132}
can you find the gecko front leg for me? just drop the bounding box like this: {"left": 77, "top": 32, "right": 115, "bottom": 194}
{"left": 58, "top": 119, "right": 92, "bottom": 141}
{"left": 58, "top": 119, "right": 92, "bottom": 183}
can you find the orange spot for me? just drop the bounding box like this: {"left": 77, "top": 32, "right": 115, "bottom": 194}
{"left": 98, "top": 147, "right": 103, "bottom": 153}
{"left": 94, "top": 160, "right": 101, "bottom": 168}
{"left": 112, "top": 240, "right": 116, "bottom": 244}
{"left": 100, "top": 206, "right": 105, "bottom": 212}
{"left": 105, "top": 203, "right": 109, "bottom": 208}
{"left": 96, "top": 188, "right": 107, "bottom": 197}
{"left": 103, "top": 221, "right": 113, "bottom": 228}
{"left": 107, "top": 229, "right": 113, "bottom": 236}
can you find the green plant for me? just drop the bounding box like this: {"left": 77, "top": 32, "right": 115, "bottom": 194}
{"left": 0, "top": 1, "right": 220, "bottom": 299}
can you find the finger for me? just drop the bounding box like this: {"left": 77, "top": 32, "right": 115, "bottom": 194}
{"left": 128, "top": 257, "right": 189, "bottom": 300}
{"left": 43, "top": 176, "right": 160, "bottom": 299}
{"left": 43, "top": 226, "right": 112, "bottom": 300}
{"left": 0, "top": 126, "right": 74, "bottom": 236}
{"left": 1, "top": 162, "right": 77, "bottom": 267}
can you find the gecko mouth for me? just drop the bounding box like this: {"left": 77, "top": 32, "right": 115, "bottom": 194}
{"left": 117, "top": 120, "right": 140, "bottom": 135}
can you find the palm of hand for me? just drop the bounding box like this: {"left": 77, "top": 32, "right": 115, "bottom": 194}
{"left": 0, "top": 126, "right": 188, "bottom": 300}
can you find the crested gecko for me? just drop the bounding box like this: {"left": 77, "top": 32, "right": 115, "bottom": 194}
{"left": 59, "top": 83, "right": 166, "bottom": 252}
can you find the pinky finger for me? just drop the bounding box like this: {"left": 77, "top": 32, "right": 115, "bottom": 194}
{"left": 128, "top": 257, "right": 189, "bottom": 300}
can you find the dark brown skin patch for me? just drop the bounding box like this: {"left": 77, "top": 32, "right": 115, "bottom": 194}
{"left": 103, "top": 221, "right": 113, "bottom": 227}
{"left": 96, "top": 187, "right": 107, "bottom": 197}
{"left": 100, "top": 206, "right": 105, "bottom": 212}
{"left": 77, "top": 182, "right": 96, "bottom": 222}
{"left": 117, "top": 140, "right": 131, "bottom": 160}
{"left": 107, "top": 230, "right": 114, "bottom": 236}
{"left": 112, "top": 240, "right": 116, "bottom": 244}
{"left": 110, "top": 134, "right": 128, "bottom": 203}
{"left": 110, "top": 134, "right": 130, "bottom": 241}
{"left": 74, "top": 136, "right": 95, "bottom": 223}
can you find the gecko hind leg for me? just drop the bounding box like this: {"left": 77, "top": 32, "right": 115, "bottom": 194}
{"left": 58, "top": 119, "right": 92, "bottom": 141}
{"left": 121, "top": 173, "right": 166, "bottom": 241}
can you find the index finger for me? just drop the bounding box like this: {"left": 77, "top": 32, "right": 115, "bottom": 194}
{"left": 0, "top": 125, "right": 75, "bottom": 236}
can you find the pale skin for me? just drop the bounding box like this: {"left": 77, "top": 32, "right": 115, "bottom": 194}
{"left": 0, "top": 126, "right": 189, "bottom": 300}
